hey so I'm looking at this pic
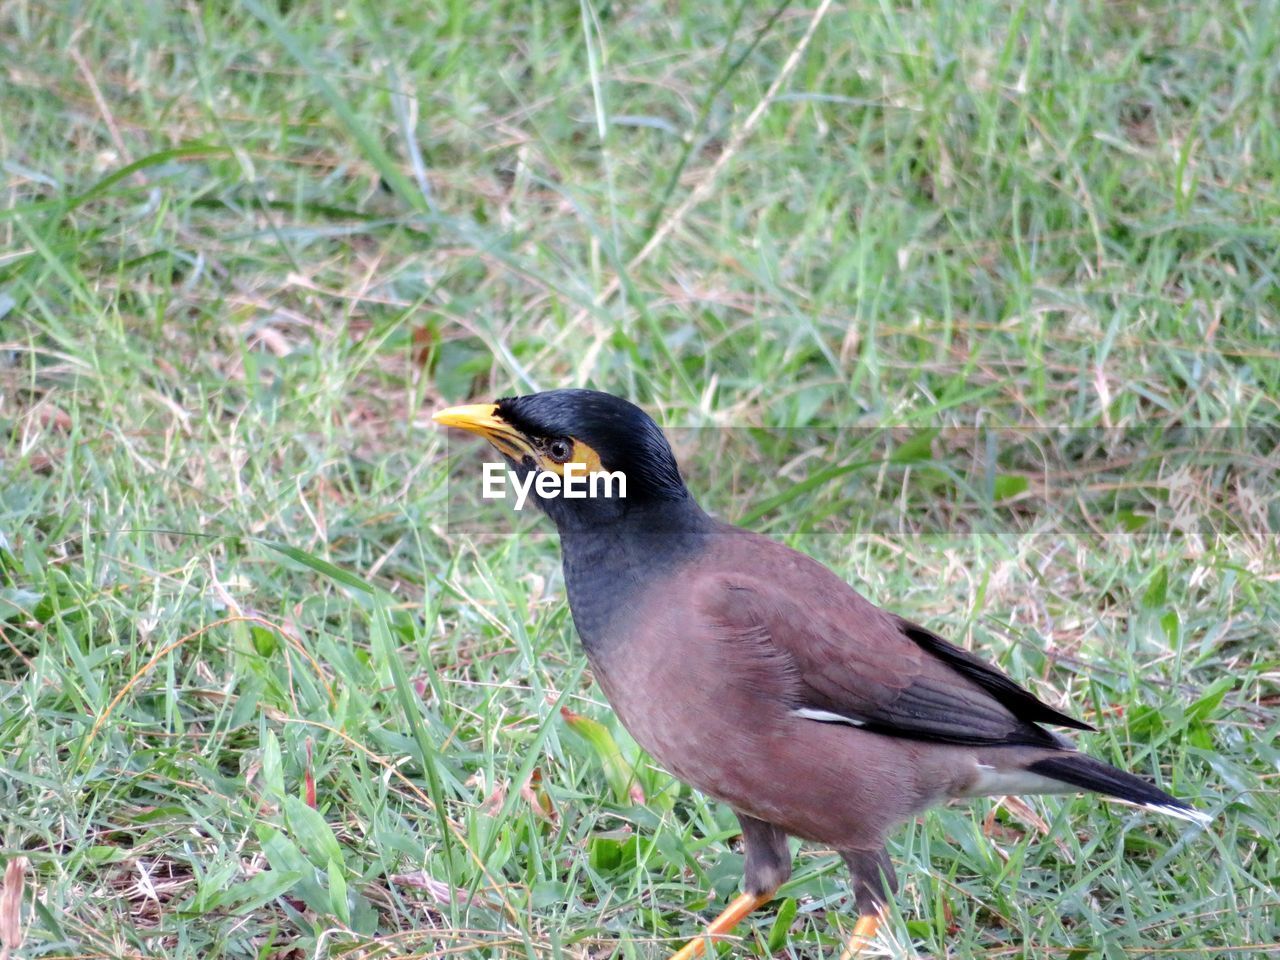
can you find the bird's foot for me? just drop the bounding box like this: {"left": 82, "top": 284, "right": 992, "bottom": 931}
{"left": 837, "top": 911, "right": 882, "bottom": 958}
{"left": 667, "top": 891, "right": 773, "bottom": 960}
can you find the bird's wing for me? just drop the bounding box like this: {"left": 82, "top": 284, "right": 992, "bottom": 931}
{"left": 695, "top": 562, "right": 1092, "bottom": 748}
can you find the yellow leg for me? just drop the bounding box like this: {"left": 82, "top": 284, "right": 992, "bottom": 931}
{"left": 838, "top": 912, "right": 881, "bottom": 959}
{"left": 668, "top": 891, "right": 773, "bottom": 960}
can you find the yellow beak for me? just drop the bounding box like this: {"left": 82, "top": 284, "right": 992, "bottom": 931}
{"left": 432, "top": 402, "right": 503, "bottom": 434}
{"left": 432, "top": 402, "right": 533, "bottom": 460}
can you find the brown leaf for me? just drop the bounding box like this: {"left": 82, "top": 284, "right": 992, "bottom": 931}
{"left": 524, "top": 573, "right": 548, "bottom": 618}
{"left": 520, "top": 767, "right": 557, "bottom": 822}
{"left": 986, "top": 796, "right": 1075, "bottom": 862}
{"left": 1000, "top": 795, "right": 1051, "bottom": 836}
{"left": 1, "top": 856, "right": 28, "bottom": 960}
{"left": 304, "top": 738, "right": 316, "bottom": 809}
{"left": 247, "top": 323, "right": 293, "bottom": 357}
{"left": 33, "top": 404, "right": 71, "bottom": 432}
{"left": 411, "top": 325, "right": 434, "bottom": 369}
{"left": 389, "top": 870, "right": 474, "bottom": 907}
{"left": 480, "top": 779, "right": 508, "bottom": 817}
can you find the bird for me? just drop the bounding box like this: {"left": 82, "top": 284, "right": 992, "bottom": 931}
{"left": 433, "top": 388, "right": 1210, "bottom": 959}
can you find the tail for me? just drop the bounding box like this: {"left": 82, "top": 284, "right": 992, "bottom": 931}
{"left": 1027, "top": 753, "right": 1212, "bottom": 827}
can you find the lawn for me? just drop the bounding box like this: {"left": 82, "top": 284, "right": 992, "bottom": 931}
{"left": 1, "top": 0, "right": 1278, "bottom": 957}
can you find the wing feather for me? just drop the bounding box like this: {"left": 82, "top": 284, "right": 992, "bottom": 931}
{"left": 695, "top": 554, "right": 1090, "bottom": 748}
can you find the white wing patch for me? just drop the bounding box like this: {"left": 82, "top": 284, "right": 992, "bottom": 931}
{"left": 791, "top": 707, "right": 866, "bottom": 727}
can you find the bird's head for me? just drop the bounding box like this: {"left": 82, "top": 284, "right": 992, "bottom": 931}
{"left": 433, "top": 389, "right": 690, "bottom": 528}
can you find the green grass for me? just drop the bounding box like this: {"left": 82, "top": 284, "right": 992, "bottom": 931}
{"left": 2, "top": 0, "right": 1278, "bottom": 957}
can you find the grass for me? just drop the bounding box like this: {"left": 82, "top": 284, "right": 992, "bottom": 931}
{"left": 2, "top": 0, "right": 1278, "bottom": 957}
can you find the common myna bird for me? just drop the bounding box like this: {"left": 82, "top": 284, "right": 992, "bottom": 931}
{"left": 434, "top": 389, "right": 1209, "bottom": 958}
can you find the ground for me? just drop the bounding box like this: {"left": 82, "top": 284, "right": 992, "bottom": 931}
{"left": 1, "top": 0, "right": 1278, "bottom": 957}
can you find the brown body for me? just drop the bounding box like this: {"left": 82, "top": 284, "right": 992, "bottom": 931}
{"left": 593, "top": 533, "right": 978, "bottom": 840}
{"left": 585, "top": 526, "right": 1075, "bottom": 905}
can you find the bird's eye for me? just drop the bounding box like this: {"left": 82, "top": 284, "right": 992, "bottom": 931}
{"left": 547, "top": 438, "right": 573, "bottom": 463}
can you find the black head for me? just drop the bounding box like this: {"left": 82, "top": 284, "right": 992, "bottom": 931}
{"left": 434, "top": 389, "right": 691, "bottom": 528}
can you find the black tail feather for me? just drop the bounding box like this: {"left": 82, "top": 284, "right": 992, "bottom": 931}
{"left": 1028, "top": 753, "right": 1210, "bottom": 825}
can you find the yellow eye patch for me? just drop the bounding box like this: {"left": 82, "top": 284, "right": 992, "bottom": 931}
{"left": 538, "top": 438, "right": 605, "bottom": 476}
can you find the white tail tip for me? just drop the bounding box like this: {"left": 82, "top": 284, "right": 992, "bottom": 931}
{"left": 1143, "top": 802, "right": 1214, "bottom": 827}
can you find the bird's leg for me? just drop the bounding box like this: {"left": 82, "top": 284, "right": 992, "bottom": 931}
{"left": 837, "top": 846, "right": 895, "bottom": 957}
{"left": 667, "top": 814, "right": 791, "bottom": 960}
